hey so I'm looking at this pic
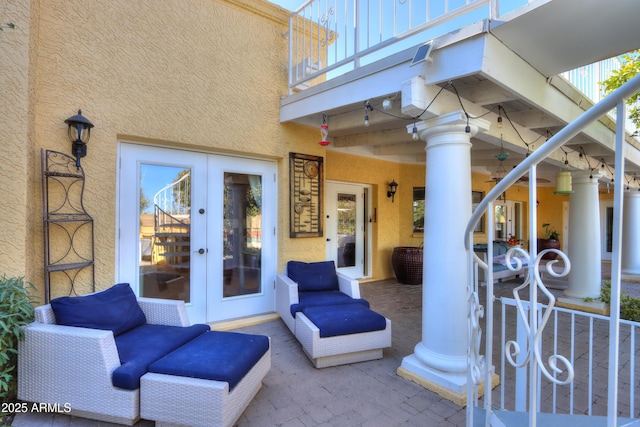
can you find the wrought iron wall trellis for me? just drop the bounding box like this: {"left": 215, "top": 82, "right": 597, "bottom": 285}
{"left": 41, "top": 149, "right": 95, "bottom": 303}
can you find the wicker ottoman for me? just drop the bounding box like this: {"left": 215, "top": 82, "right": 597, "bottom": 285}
{"left": 140, "top": 331, "right": 270, "bottom": 427}
{"left": 295, "top": 303, "right": 392, "bottom": 368}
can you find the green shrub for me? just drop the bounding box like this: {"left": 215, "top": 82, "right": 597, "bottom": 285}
{"left": 0, "top": 276, "right": 37, "bottom": 425}
{"left": 601, "top": 280, "right": 640, "bottom": 322}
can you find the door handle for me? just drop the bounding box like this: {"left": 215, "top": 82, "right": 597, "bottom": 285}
{"left": 326, "top": 238, "right": 331, "bottom": 242}
{"left": 196, "top": 248, "right": 206, "bottom": 254}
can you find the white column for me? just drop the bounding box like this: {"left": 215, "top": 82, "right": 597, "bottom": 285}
{"left": 564, "top": 171, "right": 602, "bottom": 299}
{"left": 398, "top": 111, "right": 489, "bottom": 400}
{"left": 622, "top": 191, "right": 640, "bottom": 277}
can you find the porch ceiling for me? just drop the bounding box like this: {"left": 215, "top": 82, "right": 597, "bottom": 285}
{"left": 279, "top": 1, "right": 640, "bottom": 187}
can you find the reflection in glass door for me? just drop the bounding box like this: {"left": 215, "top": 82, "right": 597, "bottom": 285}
{"left": 337, "top": 193, "right": 356, "bottom": 268}
{"left": 139, "top": 164, "right": 192, "bottom": 302}
{"left": 223, "top": 172, "right": 262, "bottom": 298}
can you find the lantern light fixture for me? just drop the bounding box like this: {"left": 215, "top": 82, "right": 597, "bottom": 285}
{"left": 387, "top": 179, "right": 398, "bottom": 202}
{"left": 64, "top": 109, "right": 94, "bottom": 168}
{"left": 554, "top": 157, "right": 574, "bottom": 194}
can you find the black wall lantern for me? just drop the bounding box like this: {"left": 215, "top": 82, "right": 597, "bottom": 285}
{"left": 387, "top": 179, "right": 398, "bottom": 202}
{"left": 64, "top": 109, "right": 94, "bottom": 168}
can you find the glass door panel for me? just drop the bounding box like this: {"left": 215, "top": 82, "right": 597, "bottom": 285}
{"left": 118, "top": 145, "right": 207, "bottom": 323}
{"left": 207, "top": 155, "right": 276, "bottom": 322}
{"left": 337, "top": 193, "right": 356, "bottom": 268}
{"left": 223, "top": 172, "right": 262, "bottom": 297}
{"left": 139, "top": 164, "right": 192, "bottom": 302}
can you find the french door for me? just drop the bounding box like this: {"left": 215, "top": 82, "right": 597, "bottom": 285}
{"left": 117, "top": 144, "right": 276, "bottom": 323}
{"left": 325, "top": 181, "right": 370, "bottom": 279}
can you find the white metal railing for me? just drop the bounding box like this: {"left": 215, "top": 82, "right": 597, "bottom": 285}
{"left": 465, "top": 72, "right": 640, "bottom": 427}
{"left": 153, "top": 172, "right": 191, "bottom": 217}
{"left": 499, "top": 297, "right": 639, "bottom": 417}
{"left": 288, "top": 0, "right": 497, "bottom": 93}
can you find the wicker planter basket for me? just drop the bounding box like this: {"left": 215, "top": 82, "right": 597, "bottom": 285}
{"left": 391, "top": 246, "right": 423, "bottom": 285}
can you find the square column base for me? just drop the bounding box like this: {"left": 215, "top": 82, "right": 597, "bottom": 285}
{"left": 397, "top": 354, "right": 499, "bottom": 407}
{"left": 557, "top": 297, "right": 609, "bottom": 315}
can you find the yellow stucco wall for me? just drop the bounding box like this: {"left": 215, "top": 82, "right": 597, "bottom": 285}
{"left": 1, "top": 0, "right": 331, "bottom": 301}
{"left": 0, "top": 0, "right": 36, "bottom": 281}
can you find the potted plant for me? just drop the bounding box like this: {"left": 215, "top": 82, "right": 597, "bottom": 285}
{"left": 537, "top": 223, "right": 560, "bottom": 260}
{"left": 0, "top": 276, "right": 37, "bottom": 425}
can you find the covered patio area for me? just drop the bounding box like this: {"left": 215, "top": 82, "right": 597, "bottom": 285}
{"left": 12, "top": 262, "right": 639, "bottom": 426}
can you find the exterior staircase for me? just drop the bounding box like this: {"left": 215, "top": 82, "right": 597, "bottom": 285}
{"left": 153, "top": 205, "right": 190, "bottom": 270}
{"left": 152, "top": 171, "right": 192, "bottom": 270}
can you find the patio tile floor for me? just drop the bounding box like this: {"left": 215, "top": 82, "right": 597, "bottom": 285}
{"left": 11, "top": 263, "right": 640, "bottom": 426}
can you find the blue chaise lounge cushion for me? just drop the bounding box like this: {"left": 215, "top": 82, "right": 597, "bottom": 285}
{"left": 51, "top": 283, "right": 147, "bottom": 337}
{"left": 302, "top": 303, "right": 387, "bottom": 338}
{"left": 290, "top": 290, "right": 370, "bottom": 318}
{"left": 112, "top": 323, "right": 210, "bottom": 390}
{"left": 287, "top": 260, "right": 340, "bottom": 292}
{"left": 149, "top": 331, "right": 270, "bottom": 390}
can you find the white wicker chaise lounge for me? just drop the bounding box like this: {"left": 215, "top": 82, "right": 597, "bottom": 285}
{"left": 18, "top": 284, "right": 270, "bottom": 427}
{"left": 276, "top": 261, "right": 391, "bottom": 368}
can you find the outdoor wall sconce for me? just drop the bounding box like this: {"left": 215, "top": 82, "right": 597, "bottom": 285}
{"left": 387, "top": 180, "right": 398, "bottom": 202}
{"left": 64, "top": 109, "right": 94, "bottom": 168}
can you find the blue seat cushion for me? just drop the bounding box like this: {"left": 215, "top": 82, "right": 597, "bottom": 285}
{"left": 301, "top": 303, "right": 387, "bottom": 338}
{"left": 112, "top": 323, "right": 210, "bottom": 390}
{"left": 149, "top": 331, "right": 270, "bottom": 390}
{"left": 290, "top": 290, "right": 369, "bottom": 318}
{"left": 51, "top": 283, "right": 146, "bottom": 337}
{"left": 287, "top": 260, "right": 340, "bottom": 292}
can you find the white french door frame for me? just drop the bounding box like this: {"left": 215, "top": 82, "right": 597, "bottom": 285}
{"left": 206, "top": 155, "right": 277, "bottom": 322}
{"left": 325, "top": 181, "right": 371, "bottom": 279}
{"left": 116, "top": 143, "right": 277, "bottom": 324}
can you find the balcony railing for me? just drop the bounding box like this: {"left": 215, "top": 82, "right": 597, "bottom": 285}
{"left": 287, "top": 0, "right": 544, "bottom": 93}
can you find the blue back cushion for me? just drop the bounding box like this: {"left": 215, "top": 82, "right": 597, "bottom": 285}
{"left": 51, "top": 283, "right": 146, "bottom": 337}
{"left": 113, "top": 323, "right": 210, "bottom": 390}
{"left": 287, "top": 261, "right": 339, "bottom": 292}
{"left": 149, "top": 331, "right": 270, "bottom": 390}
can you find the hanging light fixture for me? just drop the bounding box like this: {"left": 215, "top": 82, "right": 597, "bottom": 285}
{"left": 319, "top": 113, "right": 329, "bottom": 146}
{"left": 364, "top": 101, "right": 372, "bottom": 127}
{"left": 492, "top": 135, "right": 508, "bottom": 201}
{"left": 554, "top": 155, "right": 573, "bottom": 194}
{"left": 412, "top": 123, "right": 419, "bottom": 140}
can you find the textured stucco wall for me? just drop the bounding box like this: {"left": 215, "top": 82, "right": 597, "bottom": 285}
{"left": 8, "top": 0, "right": 332, "bottom": 301}
{"left": 0, "top": 0, "right": 34, "bottom": 281}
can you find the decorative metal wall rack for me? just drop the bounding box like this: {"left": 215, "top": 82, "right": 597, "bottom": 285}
{"left": 41, "top": 149, "right": 95, "bottom": 303}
